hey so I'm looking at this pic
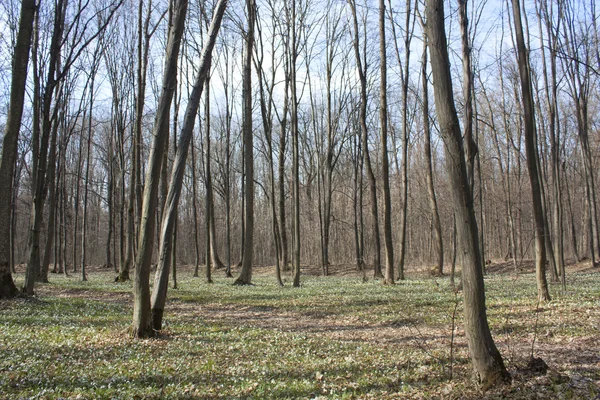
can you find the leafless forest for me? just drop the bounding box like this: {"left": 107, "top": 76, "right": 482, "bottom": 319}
{"left": 0, "top": 0, "right": 599, "bottom": 388}
{"left": 2, "top": 0, "right": 600, "bottom": 291}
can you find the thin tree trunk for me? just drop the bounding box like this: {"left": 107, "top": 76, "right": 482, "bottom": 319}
{"left": 380, "top": 0, "right": 394, "bottom": 284}
{"left": 563, "top": 161, "right": 579, "bottom": 262}
{"left": 511, "top": 0, "right": 551, "bottom": 302}
{"left": 106, "top": 128, "right": 114, "bottom": 270}
{"left": 278, "top": 82, "right": 289, "bottom": 272}
{"left": 349, "top": 0, "right": 381, "bottom": 279}
{"left": 191, "top": 135, "right": 200, "bottom": 277}
{"left": 205, "top": 76, "right": 214, "bottom": 284}
{"left": 421, "top": 32, "right": 443, "bottom": 275}
{"left": 39, "top": 113, "right": 61, "bottom": 283}
{"left": 458, "top": 0, "right": 477, "bottom": 188}
{"left": 81, "top": 90, "right": 96, "bottom": 282}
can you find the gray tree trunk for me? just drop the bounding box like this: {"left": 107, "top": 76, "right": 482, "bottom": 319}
{"left": 349, "top": 0, "right": 381, "bottom": 279}
{"left": 421, "top": 32, "right": 443, "bottom": 276}
{"left": 0, "top": 0, "right": 36, "bottom": 298}
{"left": 150, "top": 0, "right": 227, "bottom": 330}
{"left": 379, "top": 0, "right": 394, "bottom": 285}
{"left": 133, "top": 0, "right": 188, "bottom": 338}
{"left": 510, "top": 0, "right": 551, "bottom": 302}
{"left": 234, "top": 0, "right": 256, "bottom": 286}
{"left": 426, "top": 0, "right": 510, "bottom": 388}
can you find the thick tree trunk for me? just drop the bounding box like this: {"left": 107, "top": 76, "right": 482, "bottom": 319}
{"left": 426, "top": 0, "right": 510, "bottom": 388}
{"left": 0, "top": 0, "right": 36, "bottom": 298}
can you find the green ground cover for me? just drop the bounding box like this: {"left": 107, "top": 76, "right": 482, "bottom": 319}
{"left": 1, "top": 265, "right": 599, "bottom": 399}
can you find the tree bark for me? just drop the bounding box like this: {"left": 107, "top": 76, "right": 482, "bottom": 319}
{"left": 0, "top": 0, "right": 36, "bottom": 298}
{"left": 379, "top": 0, "right": 394, "bottom": 285}
{"left": 348, "top": 0, "right": 381, "bottom": 279}
{"left": 421, "top": 32, "right": 443, "bottom": 276}
{"left": 426, "top": 0, "right": 510, "bottom": 388}
{"left": 234, "top": 0, "right": 256, "bottom": 286}
{"left": 133, "top": 0, "right": 188, "bottom": 338}
{"left": 510, "top": 0, "right": 551, "bottom": 302}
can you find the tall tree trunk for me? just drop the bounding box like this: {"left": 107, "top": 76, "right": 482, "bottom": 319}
{"left": 204, "top": 79, "right": 225, "bottom": 272}
{"left": 349, "top": 0, "right": 381, "bottom": 278}
{"left": 0, "top": 0, "right": 36, "bottom": 298}
{"left": 537, "top": 0, "right": 565, "bottom": 286}
{"left": 379, "top": 0, "right": 394, "bottom": 284}
{"left": 421, "top": 32, "right": 443, "bottom": 275}
{"left": 81, "top": 87, "right": 96, "bottom": 283}
{"left": 191, "top": 135, "right": 201, "bottom": 277}
{"left": 426, "top": 0, "right": 510, "bottom": 387}
{"left": 133, "top": 0, "right": 188, "bottom": 338}
{"left": 458, "top": 0, "right": 477, "bottom": 188}
{"left": 290, "top": 0, "right": 301, "bottom": 287}
{"left": 255, "top": 25, "right": 284, "bottom": 286}
{"left": 24, "top": 0, "right": 65, "bottom": 295}
{"left": 234, "top": 0, "right": 256, "bottom": 286}
{"left": 106, "top": 128, "right": 115, "bottom": 270}
{"left": 352, "top": 119, "right": 364, "bottom": 272}
{"left": 511, "top": 0, "right": 551, "bottom": 302}
{"left": 205, "top": 77, "right": 214, "bottom": 284}
{"left": 278, "top": 82, "right": 289, "bottom": 272}
{"left": 389, "top": 0, "right": 414, "bottom": 281}
{"left": 39, "top": 106, "right": 62, "bottom": 283}
{"left": 149, "top": 0, "right": 227, "bottom": 331}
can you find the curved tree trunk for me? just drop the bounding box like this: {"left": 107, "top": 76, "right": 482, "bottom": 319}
{"left": 132, "top": 0, "right": 188, "bottom": 338}
{"left": 149, "top": 0, "right": 227, "bottom": 331}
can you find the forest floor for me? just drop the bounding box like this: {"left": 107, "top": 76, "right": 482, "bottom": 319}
{"left": 1, "top": 261, "right": 599, "bottom": 399}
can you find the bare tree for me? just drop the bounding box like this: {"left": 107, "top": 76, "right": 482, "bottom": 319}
{"left": 510, "top": 0, "right": 551, "bottom": 302}
{"left": 425, "top": 0, "right": 510, "bottom": 387}
{"left": 420, "top": 28, "right": 443, "bottom": 276}
{"left": 348, "top": 0, "right": 381, "bottom": 279}
{"left": 0, "top": 0, "right": 36, "bottom": 298}
{"left": 379, "top": 0, "right": 394, "bottom": 284}
{"left": 234, "top": 0, "right": 256, "bottom": 285}
{"left": 132, "top": 0, "right": 188, "bottom": 338}
{"left": 151, "top": 0, "right": 228, "bottom": 326}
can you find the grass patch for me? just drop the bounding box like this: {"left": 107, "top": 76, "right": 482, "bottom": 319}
{"left": 1, "top": 265, "right": 599, "bottom": 399}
